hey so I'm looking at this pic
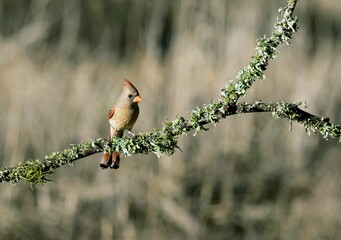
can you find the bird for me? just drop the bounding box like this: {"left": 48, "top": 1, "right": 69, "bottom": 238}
{"left": 100, "top": 79, "right": 142, "bottom": 169}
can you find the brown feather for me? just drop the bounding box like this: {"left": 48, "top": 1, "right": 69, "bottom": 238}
{"left": 124, "top": 79, "right": 134, "bottom": 88}
{"left": 107, "top": 106, "right": 115, "bottom": 120}
{"left": 100, "top": 152, "right": 112, "bottom": 169}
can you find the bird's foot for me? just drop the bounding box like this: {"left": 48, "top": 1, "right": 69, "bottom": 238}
{"left": 127, "top": 130, "right": 136, "bottom": 137}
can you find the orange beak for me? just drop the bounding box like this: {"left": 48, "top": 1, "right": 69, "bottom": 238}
{"left": 133, "top": 95, "right": 142, "bottom": 103}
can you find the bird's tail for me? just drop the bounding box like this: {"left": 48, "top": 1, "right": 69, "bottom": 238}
{"left": 100, "top": 127, "right": 122, "bottom": 169}
{"left": 100, "top": 151, "right": 120, "bottom": 169}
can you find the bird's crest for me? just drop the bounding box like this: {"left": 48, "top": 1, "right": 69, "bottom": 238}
{"left": 124, "top": 79, "right": 137, "bottom": 90}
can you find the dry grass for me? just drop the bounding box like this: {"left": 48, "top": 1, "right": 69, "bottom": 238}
{"left": 0, "top": 0, "right": 340, "bottom": 239}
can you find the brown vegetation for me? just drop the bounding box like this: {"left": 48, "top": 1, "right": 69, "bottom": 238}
{"left": 0, "top": 0, "right": 340, "bottom": 239}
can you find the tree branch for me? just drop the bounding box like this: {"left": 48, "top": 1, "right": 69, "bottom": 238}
{"left": 236, "top": 101, "right": 341, "bottom": 139}
{"left": 3, "top": 0, "right": 338, "bottom": 185}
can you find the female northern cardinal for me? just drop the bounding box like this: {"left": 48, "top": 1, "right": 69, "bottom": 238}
{"left": 100, "top": 79, "right": 142, "bottom": 169}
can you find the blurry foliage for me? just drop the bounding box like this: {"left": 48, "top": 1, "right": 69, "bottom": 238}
{"left": 0, "top": 0, "right": 341, "bottom": 240}
{"left": 1, "top": 0, "right": 175, "bottom": 60}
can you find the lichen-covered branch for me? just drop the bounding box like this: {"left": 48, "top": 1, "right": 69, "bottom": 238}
{"left": 221, "top": 0, "right": 298, "bottom": 103}
{"left": 2, "top": 0, "right": 338, "bottom": 185}
{"left": 2, "top": 98, "right": 340, "bottom": 185}
{"left": 236, "top": 101, "right": 341, "bottom": 140}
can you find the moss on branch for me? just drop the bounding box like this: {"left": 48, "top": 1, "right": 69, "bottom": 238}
{"left": 3, "top": 0, "right": 339, "bottom": 185}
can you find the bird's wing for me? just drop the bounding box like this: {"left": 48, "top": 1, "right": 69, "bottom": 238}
{"left": 108, "top": 106, "right": 116, "bottom": 138}
{"left": 107, "top": 105, "right": 115, "bottom": 120}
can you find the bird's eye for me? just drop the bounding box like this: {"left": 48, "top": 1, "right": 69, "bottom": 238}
{"left": 128, "top": 94, "right": 133, "bottom": 98}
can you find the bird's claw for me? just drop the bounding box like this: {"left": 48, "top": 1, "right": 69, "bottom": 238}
{"left": 127, "top": 130, "right": 136, "bottom": 137}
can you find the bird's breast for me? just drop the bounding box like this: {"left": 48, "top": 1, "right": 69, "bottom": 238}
{"left": 109, "top": 105, "right": 139, "bottom": 131}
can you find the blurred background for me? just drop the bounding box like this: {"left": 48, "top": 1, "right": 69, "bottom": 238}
{"left": 0, "top": 0, "right": 340, "bottom": 239}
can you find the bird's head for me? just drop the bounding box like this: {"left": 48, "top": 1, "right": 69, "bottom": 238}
{"left": 122, "top": 79, "right": 142, "bottom": 104}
